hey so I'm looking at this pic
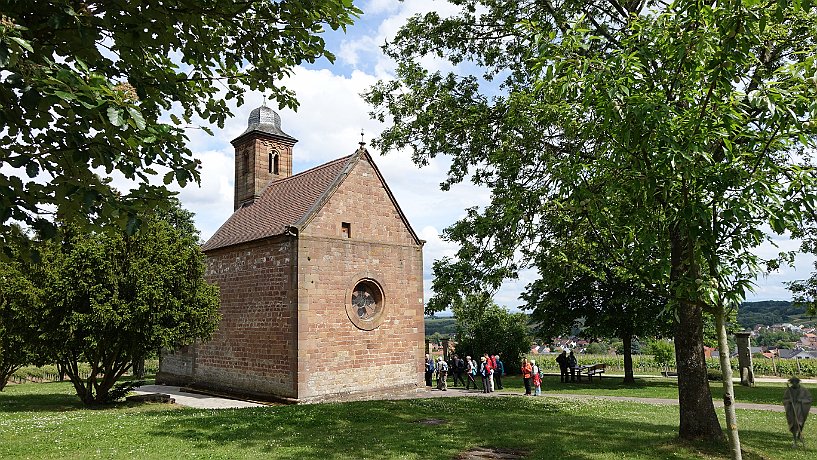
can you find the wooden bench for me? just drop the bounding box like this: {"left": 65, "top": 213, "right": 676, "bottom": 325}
{"left": 583, "top": 363, "right": 606, "bottom": 382}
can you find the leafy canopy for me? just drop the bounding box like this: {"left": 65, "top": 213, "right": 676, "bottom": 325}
{"left": 366, "top": 0, "right": 816, "bottom": 441}
{"left": 0, "top": 0, "right": 360, "bottom": 249}
{"left": 451, "top": 294, "right": 531, "bottom": 373}
{"left": 35, "top": 204, "right": 220, "bottom": 405}
{"left": 0, "top": 231, "right": 43, "bottom": 390}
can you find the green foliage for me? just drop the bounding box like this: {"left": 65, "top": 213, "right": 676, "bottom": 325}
{"left": 0, "top": 1, "right": 360, "bottom": 250}
{"left": 33, "top": 204, "right": 220, "bottom": 405}
{"left": 737, "top": 301, "right": 809, "bottom": 328}
{"left": 0, "top": 238, "right": 43, "bottom": 390}
{"left": 585, "top": 342, "right": 606, "bottom": 355}
{"left": 789, "top": 229, "right": 817, "bottom": 315}
{"left": 366, "top": 0, "right": 817, "bottom": 439}
{"left": 452, "top": 294, "right": 531, "bottom": 373}
{"left": 753, "top": 330, "right": 801, "bottom": 348}
{"left": 706, "top": 369, "right": 724, "bottom": 381}
{"left": 424, "top": 317, "right": 457, "bottom": 337}
{"left": 105, "top": 380, "right": 146, "bottom": 404}
{"left": 648, "top": 341, "right": 676, "bottom": 372}
{"left": 748, "top": 356, "right": 817, "bottom": 377}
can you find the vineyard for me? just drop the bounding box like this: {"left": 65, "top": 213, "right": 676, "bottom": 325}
{"left": 7, "top": 360, "right": 160, "bottom": 384}
{"left": 532, "top": 353, "right": 817, "bottom": 377}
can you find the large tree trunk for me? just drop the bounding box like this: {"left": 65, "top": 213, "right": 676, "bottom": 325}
{"left": 133, "top": 357, "right": 145, "bottom": 379}
{"left": 716, "top": 304, "right": 742, "bottom": 459}
{"left": 671, "top": 224, "right": 723, "bottom": 441}
{"left": 622, "top": 331, "right": 635, "bottom": 384}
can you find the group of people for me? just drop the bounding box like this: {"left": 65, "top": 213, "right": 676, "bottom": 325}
{"left": 424, "top": 349, "right": 583, "bottom": 395}
{"left": 555, "top": 349, "right": 579, "bottom": 383}
{"left": 424, "top": 353, "right": 505, "bottom": 393}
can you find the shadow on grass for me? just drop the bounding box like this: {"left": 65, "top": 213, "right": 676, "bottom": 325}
{"left": 0, "top": 378, "right": 156, "bottom": 413}
{"left": 0, "top": 392, "right": 84, "bottom": 413}
{"left": 142, "top": 397, "right": 741, "bottom": 459}
{"left": 499, "top": 375, "right": 789, "bottom": 406}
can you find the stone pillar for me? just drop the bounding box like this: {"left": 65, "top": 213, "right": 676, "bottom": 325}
{"left": 441, "top": 338, "right": 450, "bottom": 362}
{"left": 734, "top": 331, "right": 754, "bottom": 387}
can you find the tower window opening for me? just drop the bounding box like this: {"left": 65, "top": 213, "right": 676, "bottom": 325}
{"left": 341, "top": 222, "right": 351, "bottom": 238}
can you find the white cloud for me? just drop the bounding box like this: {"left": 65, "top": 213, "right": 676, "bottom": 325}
{"left": 338, "top": 0, "right": 465, "bottom": 78}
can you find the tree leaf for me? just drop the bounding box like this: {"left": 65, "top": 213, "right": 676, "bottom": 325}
{"left": 107, "top": 107, "right": 124, "bottom": 127}
{"left": 127, "top": 107, "right": 146, "bottom": 130}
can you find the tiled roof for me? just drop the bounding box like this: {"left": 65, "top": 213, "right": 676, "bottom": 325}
{"left": 202, "top": 155, "right": 353, "bottom": 252}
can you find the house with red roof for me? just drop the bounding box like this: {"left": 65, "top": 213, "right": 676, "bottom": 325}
{"left": 158, "top": 106, "right": 425, "bottom": 403}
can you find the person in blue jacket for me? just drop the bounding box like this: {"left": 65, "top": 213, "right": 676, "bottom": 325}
{"left": 424, "top": 353, "right": 435, "bottom": 387}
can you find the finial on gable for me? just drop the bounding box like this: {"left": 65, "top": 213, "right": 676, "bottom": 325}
{"left": 357, "top": 129, "right": 367, "bottom": 153}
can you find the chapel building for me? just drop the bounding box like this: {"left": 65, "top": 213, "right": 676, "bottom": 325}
{"left": 157, "top": 106, "right": 426, "bottom": 403}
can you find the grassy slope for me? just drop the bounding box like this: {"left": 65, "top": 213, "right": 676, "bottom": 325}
{"left": 0, "top": 381, "right": 813, "bottom": 459}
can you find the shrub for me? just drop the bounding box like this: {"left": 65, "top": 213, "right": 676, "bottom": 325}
{"left": 707, "top": 369, "right": 723, "bottom": 381}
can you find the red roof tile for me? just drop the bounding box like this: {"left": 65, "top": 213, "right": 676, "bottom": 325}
{"left": 202, "top": 155, "right": 353, "bottom": 252}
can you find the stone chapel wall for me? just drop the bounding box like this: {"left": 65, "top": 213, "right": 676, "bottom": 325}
{"left": 297, "top": 158, "right": 425, "bottom": 401}
{"left": 194, "top": 236, "right": 299, "bottom": 399}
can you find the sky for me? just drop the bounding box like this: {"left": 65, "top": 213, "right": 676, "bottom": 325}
{"left": 169, "top": 0, "right": 813, "bottom": 308}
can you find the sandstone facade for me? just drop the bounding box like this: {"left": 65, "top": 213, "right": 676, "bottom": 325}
{"left": 158, "top": 106, "right": 425, "bottom": 402}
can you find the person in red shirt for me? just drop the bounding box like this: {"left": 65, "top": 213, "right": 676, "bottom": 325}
{"left": 521, "top": 358, "right": 533, "bottom": 395}
{"left": 484, "top": 353, "right": 495, "bottom": 392}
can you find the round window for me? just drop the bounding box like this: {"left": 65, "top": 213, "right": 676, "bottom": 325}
{"left": 346, "top": 279, "right": 385, "bottom": 330}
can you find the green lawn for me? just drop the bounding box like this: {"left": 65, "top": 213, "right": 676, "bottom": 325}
{"left": 0, "top": 381, "right": 812, "bottom": 459}
{"left": 484, "top": 374, "right": 796, "bottom": 405}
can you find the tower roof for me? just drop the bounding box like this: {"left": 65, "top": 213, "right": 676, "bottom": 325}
{"left": 233, "top": 105, "right": 297, "bottom": 144}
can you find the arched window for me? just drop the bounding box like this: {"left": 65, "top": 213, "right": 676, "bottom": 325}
{"left": 242, "top": 152, "right": 249, "bottom": 176}
{"left": 269, "top": 151, "right": 279, "bottom": 174}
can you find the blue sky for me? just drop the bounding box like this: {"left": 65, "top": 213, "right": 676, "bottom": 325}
{"left": 169, "top": 0, "right": 814, "bottom": 308}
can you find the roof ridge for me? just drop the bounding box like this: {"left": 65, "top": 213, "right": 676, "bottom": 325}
{"left": 202, "top": 154, "right": 354, "bottom": 252}
{"left": 271, "top": 155, "right": 352, "bottom": 186}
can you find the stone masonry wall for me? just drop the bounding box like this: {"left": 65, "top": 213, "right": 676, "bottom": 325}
{"left": 233, "top": 136, "right": 294, "bottom": 210}
{"left": 297, "top": 156, "right": 425, "bottom": 400}
{"left": 194, "top": 235, "right": 299, "bottom": 399}
{"left": 156, "top": 346, "right": 194, "bottom": 386}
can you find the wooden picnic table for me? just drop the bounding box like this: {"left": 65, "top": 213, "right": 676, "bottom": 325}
{"left": 572, "top": 364, "right": 606, "bottom": 382}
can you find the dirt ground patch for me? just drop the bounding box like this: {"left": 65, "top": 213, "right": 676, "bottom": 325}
{"left": 455, "top": 447, "right": 527, "bottom": 459}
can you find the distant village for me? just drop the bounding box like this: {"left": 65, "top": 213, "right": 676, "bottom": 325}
{"left": 426, "top": 300, "right": 817, "bottom": 361}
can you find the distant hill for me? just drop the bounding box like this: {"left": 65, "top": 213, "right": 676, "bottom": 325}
{"left": 427, "top": 301, "right": 815, "bottom": 337}
{"left": 425, "top": 317, "right": 457, "bottom": 337}
{"left": 737, "top": 301, "right": 814, "bottom": 329}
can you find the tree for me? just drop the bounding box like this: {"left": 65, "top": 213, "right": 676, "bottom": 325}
{"left": 526, "top": 272, "right": 670, "bottom": 383}
{"left": 754, "top": 330, "right": 800, "bottom": 348}
{"left": 648, "top": 340, "right": 676, "bottom": 375}
{"left": 366, "top": 0, "right": 817, "bottom": 451}
{"left": 584, "top": 342, "right": 605, "bottom": 355}
{"left": 451, "top": 294, "right": 531, "bottom": 374}
{"left": 790, "top": 227, "right": 817, "bottom": 315}
{"left": 35, "top": 206, "right": 220, "bottom": 405}
{"left": 0, "top": 232, "right": 42, "bottom": 390}
{"left": 0, "top": 1, "right": 360, "bottom": 250}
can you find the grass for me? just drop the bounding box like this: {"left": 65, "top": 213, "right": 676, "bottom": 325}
{"left": 0, "top": 380, "right": 814, "bottom": 459}
{"left": 487, "top": 374, "right": 795, "bottom": 405}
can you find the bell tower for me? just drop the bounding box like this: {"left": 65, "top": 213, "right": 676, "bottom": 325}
{"left": 231, "top": 105, "right": 298, "bottom": 210}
